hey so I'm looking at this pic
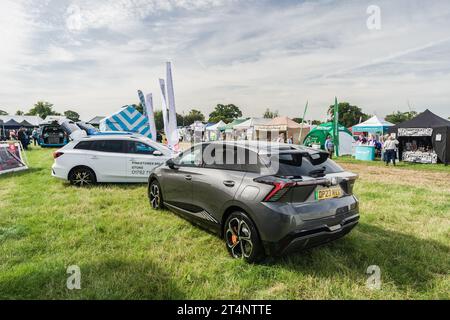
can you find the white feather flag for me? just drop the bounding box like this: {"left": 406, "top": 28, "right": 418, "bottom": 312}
{"left": 145, "top": 93, "right": 157, "bottom": 141}
{"left": 159, "top": 78, "right": 169, "bottom": 141}
{"left": 165, "top": 62, "right": 180, "bottom": 151}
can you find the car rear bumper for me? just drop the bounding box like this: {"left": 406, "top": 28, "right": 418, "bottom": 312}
{"left": 51, "top": 163, "right": 69, "bottom": 180}
{"left": 245, "top": 195, "right": 360, "bottom": 255}
{"left": 262, "top": 213, "right": 359, "bottom": 255}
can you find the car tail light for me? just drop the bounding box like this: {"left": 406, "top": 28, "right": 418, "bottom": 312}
{"left": 254, "top": 176, "right": 296, "bottom": 202}
{"left": 53, "top": 151, "right": 64, "bottom": 159}
{"left": 254, "top": 175, "right": 350, "bottom": 202}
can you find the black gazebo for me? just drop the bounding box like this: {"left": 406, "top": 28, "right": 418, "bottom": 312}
{"left": 389, "top": 109, "right": 450, "bottom": 164}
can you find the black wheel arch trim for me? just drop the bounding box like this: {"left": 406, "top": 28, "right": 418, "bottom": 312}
{"left": 68, "top": 165, "right": 97, "bottom": 182}
{"left": 220, "top": 200, "right": 260, "bottom": 238}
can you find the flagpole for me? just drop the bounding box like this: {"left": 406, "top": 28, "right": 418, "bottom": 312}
{"left": 333, "top": 97, "right": 340, "bottom": 157}
{"left": 299, "top": 100, "right": 308, "bottom": 144}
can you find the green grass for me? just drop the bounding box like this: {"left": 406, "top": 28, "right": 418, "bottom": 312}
{"left": 336, "top": 156, "right": 450, "bottom": 173}
{"left": 0, "top": 146, "right": 449, "bottom": 299}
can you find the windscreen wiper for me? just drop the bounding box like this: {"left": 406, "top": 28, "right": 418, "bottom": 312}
{"left": 308, "top": 167, "right": 326, "bottom": 178}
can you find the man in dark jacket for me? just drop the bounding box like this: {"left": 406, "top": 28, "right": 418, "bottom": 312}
{"left": 17, "top": 127, "right": 29, "bottom": 150}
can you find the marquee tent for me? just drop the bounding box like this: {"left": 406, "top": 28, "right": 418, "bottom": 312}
{"left": 87, "top": 116, "right": 105, "bottom": 128}
{"left": 388, "top": 109, "right": 450, "bottom": 164}
{"left": 255, "top": 116, "right": 310, "bottom": 143}
{"left": 233, "top": 118, "right": 271, "bottom": 140}
{"left": 223, "top": 119, "right": 248, "bottom": 140}
{"left": 303, "top": 122, "right": 353, "bottom": 155}
{"left": 233, "top": 118, "right": 271, "bottom": 130}
{"left": 100, "top": 106, "right": 152, "bottom": 139}
{"left": 205, "top": 120, "right": 226, "bottom": 141}
{"left": 3, "top": 119, "right": 22, "bottom": 130}
{"left": 205, "top": 120, "right": 226, "bottom": 131}
{"left": 352, "top": 115, "right": 394, "bottom": 134}
{"left": 0, "top": 115, "right": 42, "bottom": 127}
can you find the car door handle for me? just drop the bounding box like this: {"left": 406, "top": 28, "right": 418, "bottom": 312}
{"left": 185, "top": 175, "right": 192, "bottom": 181}
{"left": 91, "top": 156, "right": 99, "bottom": 160}
{"left": 223, "top": 180, "right": 235, "bottom": 187}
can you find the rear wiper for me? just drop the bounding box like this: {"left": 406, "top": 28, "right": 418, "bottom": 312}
{"left": 309, "top": 167, "right": 326, "bottom": 178}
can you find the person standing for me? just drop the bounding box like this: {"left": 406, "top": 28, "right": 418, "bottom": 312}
{"left": 276, "top": 133, "right": 285, "bottom": 143}
{"left": 9, "top": 129, "right": 17, "bottom": 140}
{"left": 17, "top": 127, "right": 28, "bottom": 150}
{"left": 383, "top": 135, "right": 399, "bottom": 166}
{"left": 32, "top": 127, "right": 39, "bottom": 146}
{"left": 325, "top": 135, "right": 334, "bottom": 159}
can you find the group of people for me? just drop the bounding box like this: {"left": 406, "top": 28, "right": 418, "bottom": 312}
{"left": 6, "top": 127, "right": 40, "bottom": 150}
{"left": 275, "top": 133, "right": 295, "bottom": 144}
{"left": 381, "top": 134, "right": 400, "bottom": 166}
{"left": 324, "top": 133, "right": 399, "bottom": 165}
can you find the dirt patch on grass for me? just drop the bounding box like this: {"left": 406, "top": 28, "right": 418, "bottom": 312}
{"left": 340, "top": 163, "right": 450, "bottom": 192}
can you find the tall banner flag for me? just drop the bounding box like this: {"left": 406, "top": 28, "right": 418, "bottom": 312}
{"left": 137, "top": 90, "right": 147, "bottom": 117}
{"left": 159, "top": 78, "right": 169, "bottom": 141}
{"left": 299, "top": 100, "right": 308, "bottom": 144}
{"left": 333, "top": 97, "right": 340, "bottom": 157}
{"left": 165, "top": 62, "right": 180, "bottom": 151}
{"left": 145, "top": 93, "right": 157, "bottom": 141}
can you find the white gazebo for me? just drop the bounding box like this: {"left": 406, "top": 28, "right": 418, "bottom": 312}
{"left": 233, "top": 118, "right": 271, "bottom": 140}
{"left": 205, "top": 120, "right": 226, "bottom": 141}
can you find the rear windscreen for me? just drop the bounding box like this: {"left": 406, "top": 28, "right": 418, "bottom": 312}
{"left": 273, "top": 152, "right": 344, "bottom": 177}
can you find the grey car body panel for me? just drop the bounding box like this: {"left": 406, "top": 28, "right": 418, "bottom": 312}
{"left": 149, "top": 141, "right": 360, "bottom": 256}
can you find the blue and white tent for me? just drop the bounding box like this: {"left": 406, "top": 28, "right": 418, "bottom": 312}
{"left": 99, "top": 106, "right": 152, "bottom": 138}
{"left": 352, "top": 115, "right": 394, "bottom": 134}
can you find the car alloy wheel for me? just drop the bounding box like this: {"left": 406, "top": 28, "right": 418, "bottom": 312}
{"left": 225, "top": 217, "right": 254, "bottom": 259}
{"left": 149, "top": 183, "right": 161, "bottom": 209}
{"left": 71, "top": 168, "right": 95, "bottom": 186}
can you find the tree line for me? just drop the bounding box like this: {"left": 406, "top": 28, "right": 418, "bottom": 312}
{"left": 0, "top": 101, "right": 441, "bottom": 131}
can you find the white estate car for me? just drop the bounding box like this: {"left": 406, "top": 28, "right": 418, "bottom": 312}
{"left": 52, "top": 134, "right": 174, "bottom": 185}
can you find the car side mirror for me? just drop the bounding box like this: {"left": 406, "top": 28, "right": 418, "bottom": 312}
{"left": 153, "top": 150, "right": 163, "bottom": 156}
{"left": 166, "top": 159, "right": 178, "bottom": 170}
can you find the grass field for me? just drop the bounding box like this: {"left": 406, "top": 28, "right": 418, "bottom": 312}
{"left": 0, "top": 146, "right": 449, "bottom": 299}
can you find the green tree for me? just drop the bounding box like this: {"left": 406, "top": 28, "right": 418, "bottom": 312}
{"left": 129, "top": 103, "right": 144, "bottom": 115}
{"left": 385, "top": 110, "right": 418, "bottom": 124}
{"left": 64, "top": 110, "right": 80, "bottom": 122}
{"left": 154, "top": 110, "right": 164, "bottom": 131}
{"left": 293, "top": 118, "right": 322, "bottom": 125}
{"left": 327, "top": 102, "right": 369, "bottom": 127}
{"left": 183, "top": 109, "right": 205, "bottom": 126}
{"left": 27, "top": 101, "right": 60, "bottom": 119}
{"left": 263, "top": 108, "right": 278, "bottom": 119}
{"left": 153, "top": 110, "right": 184, "bottom": 131}
{"left": 15, "top": 110, "right": 25, "bottom": 115}
{"left": 0, "top": 109, "right": 8, "bottom": 115}
{"left": 209, "top": 104, "right": 242, "bottom": 123}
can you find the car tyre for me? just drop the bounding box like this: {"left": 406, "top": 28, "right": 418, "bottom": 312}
{"left": 224, "top": 212, "right": 264, "bottom": 263}
{"left": 149, "top": 180, "right": 164, "bottom": 210}
{"left": 69, "top": 167, "right": 96, "bottom": 187}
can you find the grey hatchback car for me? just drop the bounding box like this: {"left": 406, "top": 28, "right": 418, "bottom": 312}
{"left": 148, "top": 141, "right": 359, "bottom": 262}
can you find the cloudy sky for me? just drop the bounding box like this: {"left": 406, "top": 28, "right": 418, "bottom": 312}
{"left": 1, "top": 0, "right": 450, "bottom": 121}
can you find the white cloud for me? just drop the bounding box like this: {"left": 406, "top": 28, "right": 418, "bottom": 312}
{"left": 1, "top": 0, "right": 450, "bottom": 121}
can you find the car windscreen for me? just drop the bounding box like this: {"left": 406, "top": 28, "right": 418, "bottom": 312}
{"left": 269, "top": 151, "right": 344, "bottom": 178}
